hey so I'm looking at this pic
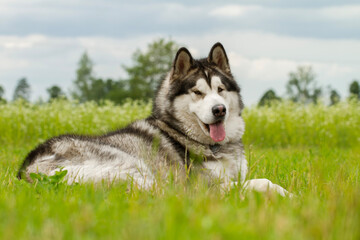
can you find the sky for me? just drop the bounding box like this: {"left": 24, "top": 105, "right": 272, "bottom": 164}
{"left": 0, "top": 0, "right": 359, "bottom": 105}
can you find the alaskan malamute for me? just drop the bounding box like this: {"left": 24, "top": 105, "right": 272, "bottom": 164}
{"left": 18, "top": 43, "right": 291, "bottom": 196}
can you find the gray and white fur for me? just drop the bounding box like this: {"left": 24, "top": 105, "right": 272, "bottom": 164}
{"left": 17, "top": 43, "right": 291, "bottom": 196}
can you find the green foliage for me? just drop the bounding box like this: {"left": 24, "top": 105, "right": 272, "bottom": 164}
{"left": 71, "top": 52, "right": 125, "bottom": 103}
{"left": 0, "top": 99, "right": 152, "bottom": 146}
{"left": 72, "top": 52, "right": 128, "bottom": 103}
{"left": 71, "top": 53, "right": 122, "bottom": 103}
{"left": 13, "top": 77, "right": 31, "bottom": 101}
{"left": 258, "top": 89, "right": 281, "bottom": 106}
{"left": 329, "top": 89, "right": 340, "bottom": 105}
{"left": 244, "top": 101, "right": 360, "bottom": 148}
{"left": 47, "top": 85, "right": 65, "bottom": 101}
{"left": 1, "top": 99, "right": 359, "bottom": 148}
{"left": 87, "top": 78, "right": 128, "bottom": 103}
{"left": 72, "top": 52, "right": 96, "bottom": 102}
{"left": 30, "top": 168, "right": 68, "bottom": 191}
{"left": 0, "top": 85, "right": 6, "bottom": 103}
{"left": 349, "top": 80, "right": 360, "bottom": 100}
{"left": 123, "top": 38, "right": 179, "bottom": 100}
{"left": 1, "top": 100, "right": 359, "bottom": 239}
{"left": 286, "top": 66, "right": 322, "bottom": 104}
{"left": 0, "top": 85, "right": 4, "bottom": 99}
{"left": 70, "top": 39, "right": 178, "bottom": 104}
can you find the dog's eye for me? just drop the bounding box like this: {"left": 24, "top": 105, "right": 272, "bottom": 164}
{"left": 218, "top": 87, "right": 224, "bottom": 93}
{"left": 193, "top": 90, "right": 203, "bottom": 96}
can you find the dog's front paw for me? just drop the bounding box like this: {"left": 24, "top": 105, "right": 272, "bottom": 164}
{"left": 243, "top": 178, "right": 293, "bottom": 198}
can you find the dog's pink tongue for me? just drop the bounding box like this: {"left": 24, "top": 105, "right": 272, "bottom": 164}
{"left": 209, "top": 122, "right": 225, "bottom": 142}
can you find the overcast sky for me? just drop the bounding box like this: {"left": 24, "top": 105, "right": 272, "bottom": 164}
{"left": 0, "top": 0, "right": 359, "bottom": 105}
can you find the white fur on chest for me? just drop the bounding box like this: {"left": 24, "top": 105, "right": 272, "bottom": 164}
{"left": 202, "top": 152, "right": 248, "bottom": 184}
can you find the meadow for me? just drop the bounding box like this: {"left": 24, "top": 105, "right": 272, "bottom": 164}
{"left": 0, "top": 99, "right": 359, "bottom": 239}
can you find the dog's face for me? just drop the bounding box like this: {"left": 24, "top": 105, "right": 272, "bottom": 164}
{"left": 154, "top": 43, "right": 245, "bottom": 145}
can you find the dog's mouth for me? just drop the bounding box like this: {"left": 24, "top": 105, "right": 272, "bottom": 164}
{"left": 201, "top": 121, "right": 226, "bottom": 142}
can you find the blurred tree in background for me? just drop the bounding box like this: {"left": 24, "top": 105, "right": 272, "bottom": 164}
{"left": 5, "top": 39, "right": 358, "bottom": 106}
{"left": 258, "top": 89, "right": 281, "bottom": 106}
{"left": 0, "top": 85, "right": 4, "bottom": 98}
{"left": 122, "top": 38, "right": 178, "bottom": 100}
{"left": 71, "top": 38, "right": 178, "bottom": 103}
{"left": 349, "top": 80, "right": 360, "bottom": 100}
{"left": 87, "top": 78, "right": 128, "bottom": 103}
{"left": 286, "top": 66, "right": 322, "bottom": 104}
{"left": 100, "top": 79, "right": 129, "bottom": 103}
{"left": 72, "top": 52, "right": 95, "bottom": 102}
{"left": 47, "top": 85, "right": 65, "bottom": 100}
{"left": 329, "top": 89, "right": 340, "bottom": 105}
{"left": 13, "top": 78, "right": 31, "bottom": 101}
{"left": 0, "top": 85, "right": 6, "bottom": 103}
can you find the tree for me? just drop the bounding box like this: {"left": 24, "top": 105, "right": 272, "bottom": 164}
{"left": 0, "top": 85, "right": 6, "bottom": 103}
{"left": 47, "top": 85, "right": 65, "bottom": 100}
{"left": 286, "top": 66, "right": 322, "bottom": 104}
{"left": 72, "top": 52, "right": 95, "bottom": 102}
{"left": 0, "top": 85, "right": 4, "bottom": 98}
{"left": 13, "top": 78, "right": 31, "bottom": 101}
{"left": 349, "top": 80, "right": 360, "bottom": 100}
{"left": 123, "top": 38, "right": 179, "bottom": 100}
{"left": 71, "top": 52, "right": 126, "bottom": 103}
{"left": 87, "top": 78, "right": 126, "bottom": 102}
{"left": 70, "top": 39, "right": 179, "bottom": 103}
{"left": 258, "top": 89, "right": 281, "bottom": 106}
{"left": 329, "top": 90, "right": 340, "bottom": 105}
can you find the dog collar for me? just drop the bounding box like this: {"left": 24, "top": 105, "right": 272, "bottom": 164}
{"left": 153, "top": 119, "right": 217, "bottom": 158}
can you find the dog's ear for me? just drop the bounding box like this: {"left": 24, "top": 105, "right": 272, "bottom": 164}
{"left": 208, "top": 42, "right": 230, "bottom": 73}
{"left": 172, "top": 47, "right": 193, "bottom": 79}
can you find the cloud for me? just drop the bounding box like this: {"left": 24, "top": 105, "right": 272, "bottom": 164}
{"left": 229, "top": 53, "right": 297, "bottom": 82}
{"left": 0, "top": 1, "right": 360, "bottom": 39}
{"left": 320, "top": 5, "right": 360, "bottom": 21}
{"left": 207, "top": 4, "right": 360, "bottom": 39}
{"left": 227, "top": 53, "right": 357, "bottom": 105}
{"left": 176, "top": 30, "right": 360, "bottom": 63}
{"left": 209, "top": 5, "right": 261, "bottom": 18}
{"left": 1, "top": 1, "right": 359, "bottom": 103}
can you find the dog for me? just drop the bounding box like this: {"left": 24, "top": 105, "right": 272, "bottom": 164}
{"left": 17, "top": 42, "right": 291, "bottom": 196}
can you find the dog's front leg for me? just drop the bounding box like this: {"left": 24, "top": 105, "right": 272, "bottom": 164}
{"left": 243, "top": 178, "right": 293, "bottom": 197}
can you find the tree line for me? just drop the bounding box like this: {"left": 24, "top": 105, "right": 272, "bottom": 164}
{"left": 259, "top": 66, "right": 359, "bottom": 106}
{"left": 0, "top": 38, "right": 359, "bottom": 106}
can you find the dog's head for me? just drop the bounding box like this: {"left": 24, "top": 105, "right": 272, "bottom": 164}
{"left": 154, "top": 42, "right": 245, "bottom": 145}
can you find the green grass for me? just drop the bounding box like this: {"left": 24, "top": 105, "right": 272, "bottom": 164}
{"left": 0, "top": 100, "right": 359, "bottom": 239}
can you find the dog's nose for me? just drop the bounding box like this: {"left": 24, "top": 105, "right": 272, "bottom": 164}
{"left": 212, "top": 104, "right": 226, "bottom": 117}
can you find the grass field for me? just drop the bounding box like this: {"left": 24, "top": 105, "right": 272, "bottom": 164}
{"left": 0, "top": 100, "right": 359, "bottom": 239}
